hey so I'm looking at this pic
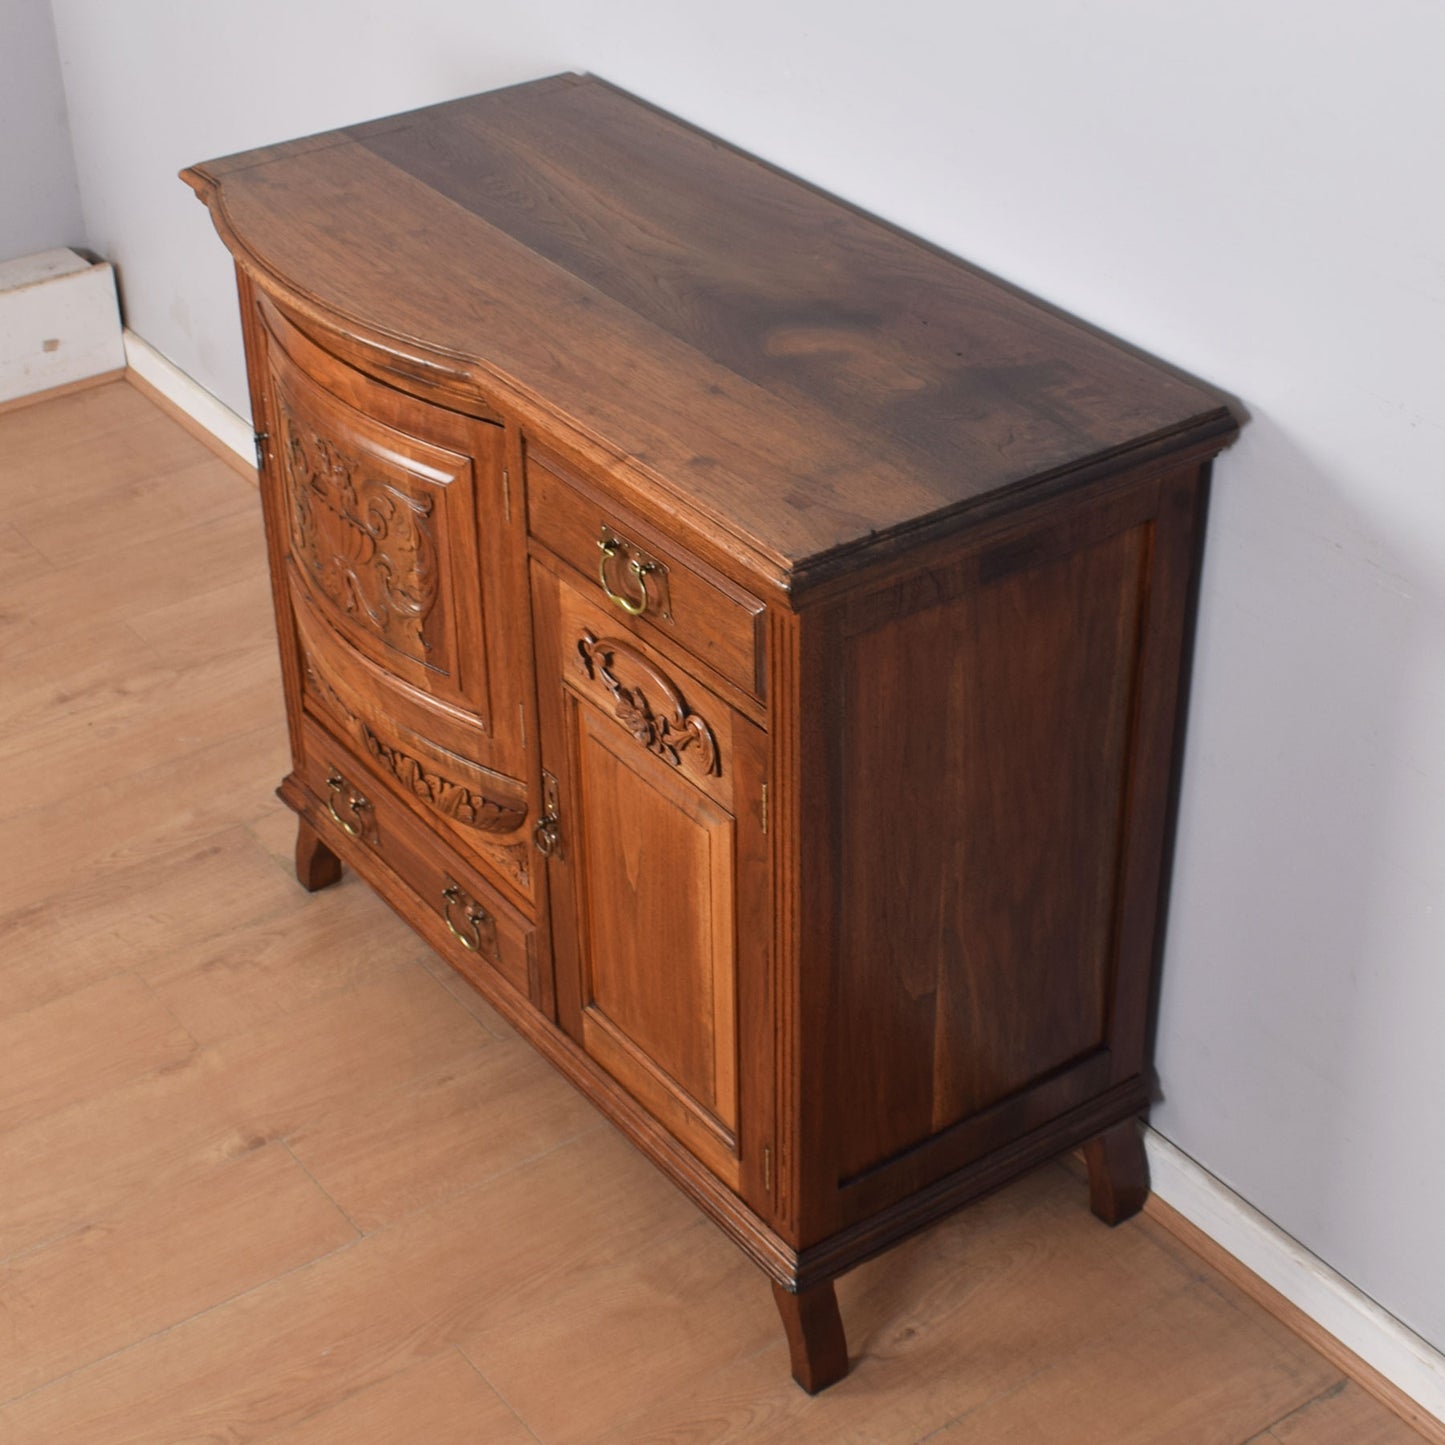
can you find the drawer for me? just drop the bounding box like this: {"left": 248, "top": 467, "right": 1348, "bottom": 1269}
{"left": 526, "top": 447, "right": 766, "bottom": 701}
{"left": 298, "top": 715, "right": 537, "bottom": 1003}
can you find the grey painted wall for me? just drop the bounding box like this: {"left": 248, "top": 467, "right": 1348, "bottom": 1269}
{"left": 0, "top": 0, "right": 83, "bottom": 261}
{"left": 45, "top": 0, "right": 1445, "bottom": 1351}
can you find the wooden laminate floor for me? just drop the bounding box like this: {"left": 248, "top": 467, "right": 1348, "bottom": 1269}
{"left": 0, "top": 381, "right": 1427, "bottom": 1444}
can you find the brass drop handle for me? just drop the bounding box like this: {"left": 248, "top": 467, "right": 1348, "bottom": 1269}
{"left": 533, "top": 810, "right": 561, "bottom": 857}
{"left": 325, "top": 771, "right": 371, "bottom": 837}
{"left": 598, "top": 536, "right": 653, "bottom": 616}
{"left": 442, "top": 882, "right": 491, "bottom": 953}
{"left": 533, "top": 770, "right": 563, "bottom": 860}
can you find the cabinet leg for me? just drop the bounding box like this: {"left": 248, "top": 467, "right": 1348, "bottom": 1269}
{"left": 295, "top": 817, "right": 343, "bottom": 892}
{"left": 772, "top": 1279, "right": 849, "bottom": 1394}
{"left": 1083, "top": 1117, "right": 1149, "bottom": 1226}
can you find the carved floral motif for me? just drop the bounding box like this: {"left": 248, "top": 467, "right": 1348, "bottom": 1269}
{"left": 475, "top": 837, "right": 531, "bottom": 891}
{"left": 303, "top": 656, "right": 346, "bottom": 719}
{"left": 281, "top": 397, "right": 442, "bottom": 665}
{"left": 357, "top": 724, "right": 527, "bottom": 835}
{"left": 577, "top": 632, "right": 719, "bottom": 775}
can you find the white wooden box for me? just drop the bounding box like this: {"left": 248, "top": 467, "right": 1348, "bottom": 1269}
{"left": 0, "top": 248, "right": 125, "bottom": 404}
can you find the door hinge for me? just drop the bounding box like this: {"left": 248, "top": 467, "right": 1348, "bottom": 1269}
{"left": 763, "top": 1144, "right": 773, "bottom": 1193}
{"left": 502, "top": 465, "right": 512, "bottom": 523}
{"left": 253, "top": 430, "right": 269, "bottom": 470}
{"left": 760, "top": 782, "right": 768, "bottom": 835}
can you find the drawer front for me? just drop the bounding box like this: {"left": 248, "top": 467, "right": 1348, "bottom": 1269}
{"left": 298, "top": 716, "right": 536, "bottom": 1002}
{"left": 527, "top": 448, "right": 766, "bottom": 701}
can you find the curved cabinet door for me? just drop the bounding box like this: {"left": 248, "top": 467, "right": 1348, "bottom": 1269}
{"left": 254, "top": 298, "right": 531, "bottom": 787}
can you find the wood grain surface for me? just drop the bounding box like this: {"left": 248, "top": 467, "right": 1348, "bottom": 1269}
{"left": 183, "top": 74, "right": 1236, "bottom": 585}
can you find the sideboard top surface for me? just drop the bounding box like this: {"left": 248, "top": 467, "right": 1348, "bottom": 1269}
{"left": 184, "top": 73, "right": 1236, "bottom": 588}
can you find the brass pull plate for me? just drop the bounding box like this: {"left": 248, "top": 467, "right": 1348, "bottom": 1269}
{"left": 597, "top": 527, "right": 671, "bottom": 620}
{"left": 325, "top": 770, "right": 372, "bottom": 839}
{"left": 442, "top": 879, "right": 497, "bottom": 960}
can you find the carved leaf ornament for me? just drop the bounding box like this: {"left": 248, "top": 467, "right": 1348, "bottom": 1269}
{"left": 357, "top": 724, "right": 527, "bottom": 834}
{"left": 577, "top": 631, "right": 719, "bottom": 775}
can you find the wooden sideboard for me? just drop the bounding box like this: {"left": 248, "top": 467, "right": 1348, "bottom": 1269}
{"left": 183, "top": 73, "right": 1238, "bottom": 1392}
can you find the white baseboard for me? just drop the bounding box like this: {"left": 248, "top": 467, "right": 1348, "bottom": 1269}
{"left": 1145, "top": 1128, "right": 1445, "bottom": 1424}
{"left": 122, "top": 329, "right": 253, "bottom": 467}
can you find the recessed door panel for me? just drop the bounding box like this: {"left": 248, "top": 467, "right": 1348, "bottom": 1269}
{"left": 574, "top": 704, "right": 738, "bottom": 1145}
{"left": 270, "top": 345, "right": 488, "bottom": 708}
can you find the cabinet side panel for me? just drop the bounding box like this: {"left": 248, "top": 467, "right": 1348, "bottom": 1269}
{"left": 835, "top": 521, "right": 1149, "bottom": 1183}
{"left": 236, "top": 266, "right": 306, "bottom": 771}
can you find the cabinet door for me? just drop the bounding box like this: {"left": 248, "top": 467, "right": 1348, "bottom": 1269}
{"left": 246, "top": 297, "right": 537, "bottom": 906}
{"left": 254, "top": 298, "right": 531, "bottom": 784}
{"left": 534, "top": 564, "right": 770, "bottom": 1198}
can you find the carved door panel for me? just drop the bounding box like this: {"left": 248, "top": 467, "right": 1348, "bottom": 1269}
{"left": 255, "top": 301, "right": 530, "bottom": 788}
{"left": 535, "top": 565, "right": 771, "bottom": 1201}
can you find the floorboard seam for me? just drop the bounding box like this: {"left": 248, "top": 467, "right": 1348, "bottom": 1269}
{"left": 1237, "top": 1376, "right": 1351, "bottom": 1444}
{"left": 453, "top": 1341, "right": 543, "bottom": 1443}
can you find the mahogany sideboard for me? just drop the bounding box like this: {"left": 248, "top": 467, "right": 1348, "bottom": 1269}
{"left": 183, "top": 73, "right": 1238, "bottom": 1393}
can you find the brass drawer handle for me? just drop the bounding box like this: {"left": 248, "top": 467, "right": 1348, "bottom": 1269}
{"left": 597, "top": 535, "right": 653, "bottom": 615}
{"left": 442, "top": 881, "right": 497, "bottom": 959}
{"left": 325, "top": 771, "right": 372, "bottom": 837}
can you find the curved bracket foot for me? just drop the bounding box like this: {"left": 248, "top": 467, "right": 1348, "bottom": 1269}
{"left": 295, "top": 817, "right": 343, "bottom": 892}
{"left": 1083, "top": 1117, "right": 1149, "bottom": 1226}
{"left": 772, "top": 1278, "right": 849, "bottom": 1394}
